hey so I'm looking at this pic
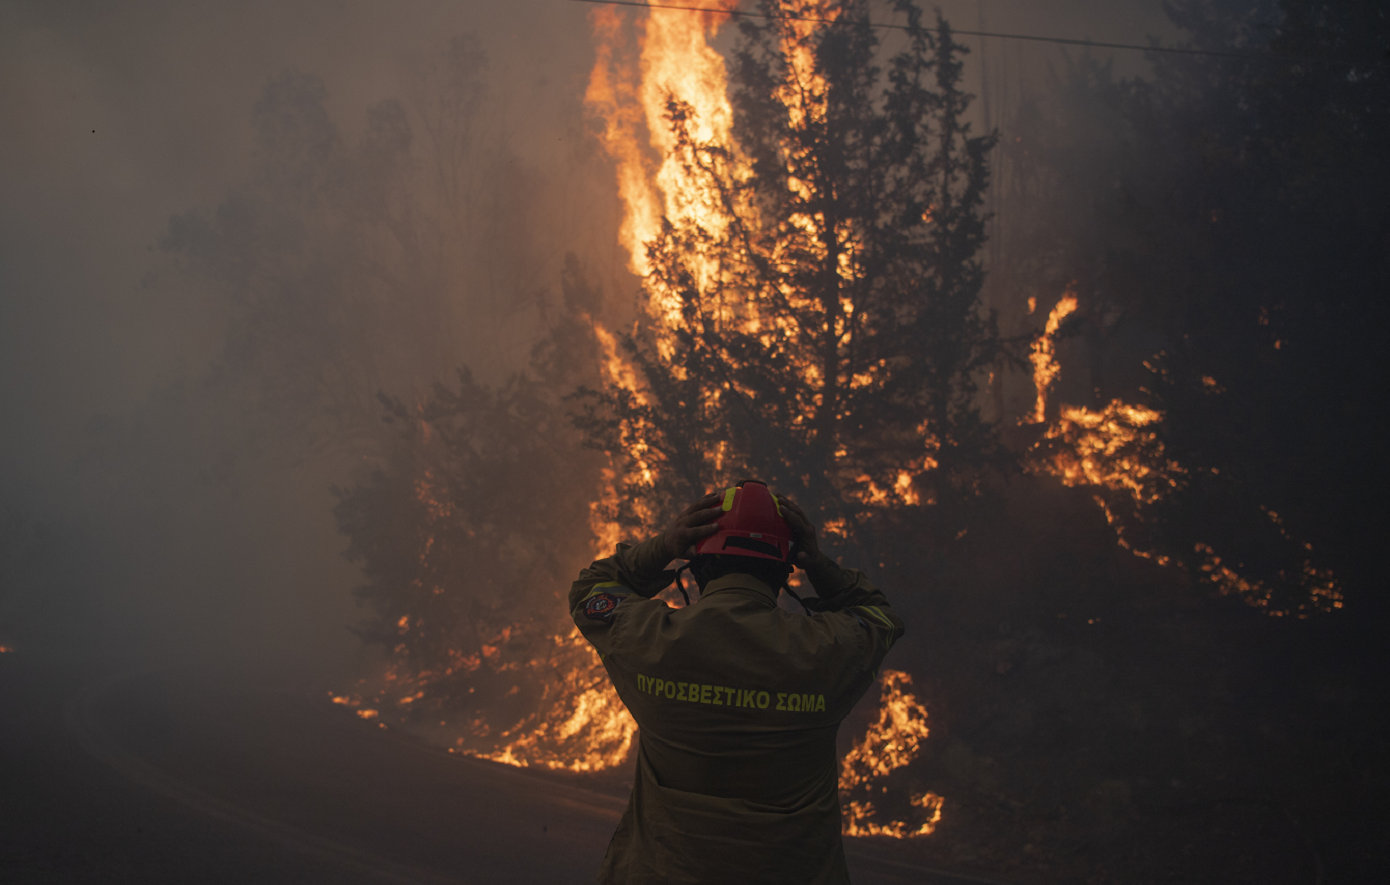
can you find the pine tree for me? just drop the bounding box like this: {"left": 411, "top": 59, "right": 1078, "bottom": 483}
{"left": 578, "top": 1, "right": 1002, "bottom": 563}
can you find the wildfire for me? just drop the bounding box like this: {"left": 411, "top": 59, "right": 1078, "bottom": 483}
{"left": 584, "top": 0, "right": 741, "bottom": 288}
{"left": 587, "top": 15, "right": 946, "bottom": 831}
{"left": 464, "top": 627, "right": 639, "bottom": 772}
{"left": 1027, "top": 290, "right": 1343, "bottom": 617}
{"left": 1026, "top": 290, "right": 1077, "bottom": 424}
{"left": 333, "top": 5, "right": 946, "bottom": 840}
{"left": 1043, "top": 400, "right": 1182, "bottom": 506}
{"left": 840, "top": 670, "right": 944, "bottom": 837}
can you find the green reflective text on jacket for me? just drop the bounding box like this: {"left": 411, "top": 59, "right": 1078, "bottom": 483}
{"left": 569, "top": 536, "right": 905, "bottom": 884}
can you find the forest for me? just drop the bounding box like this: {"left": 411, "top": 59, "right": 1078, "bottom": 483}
{"left": 10, "top": 1, "right": 1384, "bottom": 882}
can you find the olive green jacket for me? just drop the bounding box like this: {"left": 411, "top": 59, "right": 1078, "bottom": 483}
{"left": 569, "top": 535, "right": 905, "bottom": 884}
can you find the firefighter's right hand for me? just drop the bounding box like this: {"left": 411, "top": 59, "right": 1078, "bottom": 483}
{"left": 776, "top": 495, "right": 820, "bottom": 566}
{"left": 662, "top": 492, "right": 723, "bottom": 560}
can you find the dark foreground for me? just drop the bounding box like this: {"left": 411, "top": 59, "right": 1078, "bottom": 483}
{"left": 0, "top": 653, "right": 996, "bottom": 885}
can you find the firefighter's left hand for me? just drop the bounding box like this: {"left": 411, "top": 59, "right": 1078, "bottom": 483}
{"left": 662, "top": 492, "right": 723, "bottom": 560}
{"left": 776, "top": 495, "right": 820, "bottom": 566}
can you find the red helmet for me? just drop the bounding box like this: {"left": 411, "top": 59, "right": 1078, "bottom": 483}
{"left": 694, "top": 479, "right": 791, "bottom": 562}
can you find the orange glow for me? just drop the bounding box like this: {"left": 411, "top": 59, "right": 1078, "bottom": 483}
{"left": 1043, "top": 400, "right": 1180, "bottom": 505}
{"left": 341, "top": 4, "right": 944, "bottom": 841}
{"left": 840, "top": 670, "right": 943, "bottom": 837}
{"left": 344, "top": 622, "right": 637, "bottom": 774}
{"left": 467, "top": 627, "right": 638, "bottom": 772}
{"left": 585, "top": 0, "right": 741, "bottom": 286}
{"left": 589, "top": 465, "right": 625, "bottom": 559}
{"left": 1192, "top": 509, "right": 1344, "bottom": 617}
{"left": 894, "top": 470, "right": 921, "bottom": 507}
{"left": 592, "top": 321, "right": 645, "bottom": 399}
{"left": 1027, "top": 291, "right": 1078, "bottom": 423}
{"left": 1033, "top": 396, "right": 1343, "bottom": 617}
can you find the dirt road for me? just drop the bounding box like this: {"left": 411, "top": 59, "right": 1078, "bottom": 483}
{"left": 0, "top": 654, "right": 998, "bottom": 884}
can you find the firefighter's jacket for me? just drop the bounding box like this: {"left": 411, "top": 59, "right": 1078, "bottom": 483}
{"left": 569, "top": 535, "right": 905, "bottom": 885}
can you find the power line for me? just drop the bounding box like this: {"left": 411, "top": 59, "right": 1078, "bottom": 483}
{"left": 568, "top": 0, "right": 1366, "bottom": 67}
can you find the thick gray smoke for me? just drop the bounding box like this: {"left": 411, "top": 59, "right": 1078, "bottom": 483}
{"left": 0, "top": 0, "right": 1173, "bottom": 680}
{"left": 0, "top": 0, "right": 620, "bottom": 678}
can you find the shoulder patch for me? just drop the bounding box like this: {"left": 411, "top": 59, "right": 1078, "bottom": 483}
{"left": 584, "top": 592, "right": 622, "bottom": 623}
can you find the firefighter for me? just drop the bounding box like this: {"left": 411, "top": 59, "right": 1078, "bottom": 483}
{"left": 569, "top": 479, "right": 905, "bottom": 884}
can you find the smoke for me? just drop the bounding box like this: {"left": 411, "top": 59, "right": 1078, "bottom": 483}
{"left": 10, "top": 4, "right": 1385, "bottom": 880}
{"left": 0, "top": 0, "right": 1183, "bottom": 678}
{"left": 0, "top": 0, "right": 620, "bottom": 677}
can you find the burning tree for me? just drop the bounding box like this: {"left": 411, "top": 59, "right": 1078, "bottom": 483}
{"left": 579, "top": 0, "right": 1004, "bottom": 562}
{"left": 332, "top": 257, "right": 643, "bottom": 769}
{"left": 993, "top": 0, "right": 1382, "bottom": 617}
{"left": 330, "top": 2, "right": 976, "bottom": 839}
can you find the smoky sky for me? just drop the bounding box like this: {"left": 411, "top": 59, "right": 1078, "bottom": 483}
{"left": 0, "top": 0, "right": 1177, "bottom": 678}
{"left": 0, "top": 0, "right": 603, "bottom": 477}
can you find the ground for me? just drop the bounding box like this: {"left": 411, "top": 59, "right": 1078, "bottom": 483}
{"left": 0, "top": 652, "right": 986, "bottom": 885}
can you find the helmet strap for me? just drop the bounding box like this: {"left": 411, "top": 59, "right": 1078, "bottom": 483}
{"left": 673, "top": 562, "right": 693, "bottom": 607}
{"left": 780, "top": 578, "right": 811, "bottom": 613}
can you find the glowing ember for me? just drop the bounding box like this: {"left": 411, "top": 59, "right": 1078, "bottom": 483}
{"left": 0, "top": 645, "right": 14, "bottom": 653}
{"left": 1192, "top": 508, "right": 1343, "bottom": 615}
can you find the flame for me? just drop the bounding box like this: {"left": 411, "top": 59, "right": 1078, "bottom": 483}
{"left": 1043, "top": 400, "right": 1181, "bottom": 506}
{"left": 1191, "top": 507, "right": 1343, "bottom": 615}
{"left": 589, "top": 465, "right": 625, "bottom": 559}
{"left": 840, "top": 670, "right": 943, "bottom": 837}
{"left": 341, "top": 4, "right": 944, "bottom": 840}
{"left": 1031, "top": 367, "right": 1343, "bottom": 617}
{"left": 592, "top": 320, "right": 645, "bottom": 399}
{"left": 583, "top": 0, "right": 937, "bottom": 507}
{"left": 585, "top": 0, "right": 741, "bottom": 284}
{"left": 465, "top": 627, "right": 638, "bottom": 772}
{"left": 345, "top": 621, "right": 638, "bottom": 773}
{"left": 1026, "top": 291, "right": 1077, "bottom": 424}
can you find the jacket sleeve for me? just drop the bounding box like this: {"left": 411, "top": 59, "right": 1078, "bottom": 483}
{"left": 569, "top": 535, "right": 675, "bottom": 657}
{"left": 800, "top": 552, "right": 905, "bottom": 674}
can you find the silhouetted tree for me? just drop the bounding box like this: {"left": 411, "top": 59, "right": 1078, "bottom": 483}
{"left": 1001, "top": 0, "right": 1388, "bottom": 613}
{"left": 333, "top": 256, "right": 609, "bottom": 735}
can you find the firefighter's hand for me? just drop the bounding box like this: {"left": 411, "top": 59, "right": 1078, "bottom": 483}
{"left": 776, "top": 495, "right": 820, "bottom": 566}
{"left": 662, "top": 492, "right": 723, "bottom": 560}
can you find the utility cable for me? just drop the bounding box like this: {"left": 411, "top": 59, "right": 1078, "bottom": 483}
{"left": 568, "top": 0, "right": 1376, "bottom": 67}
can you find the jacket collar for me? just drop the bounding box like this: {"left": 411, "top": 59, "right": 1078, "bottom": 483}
{"left": 699, "top": 572, "right": 779, "bottom": 606}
